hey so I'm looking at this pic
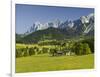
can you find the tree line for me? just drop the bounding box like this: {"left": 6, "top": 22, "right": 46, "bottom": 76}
{"left": 16, "top": 38, "right": 94, "bottom": 58}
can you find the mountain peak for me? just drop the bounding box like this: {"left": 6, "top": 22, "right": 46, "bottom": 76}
{"left": 24, "top": 13, "right": 94, "bottom": 36}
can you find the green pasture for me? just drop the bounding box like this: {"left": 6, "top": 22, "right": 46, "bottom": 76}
{"left": 16, "top": 54, "right": 94, "bottom": 73}
{"left": 16, "top": 43, "right": 57, "bottom": 50}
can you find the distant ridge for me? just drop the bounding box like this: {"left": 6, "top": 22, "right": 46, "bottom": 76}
{"left": 16, "top": 13, "right": 94, "bottom": 43}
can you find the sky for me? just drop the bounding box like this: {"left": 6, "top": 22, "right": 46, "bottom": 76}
{"left": 16, "top": 4, "right": 94, "bottom": 34}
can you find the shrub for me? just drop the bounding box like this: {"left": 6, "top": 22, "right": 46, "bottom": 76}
{"left": 23, "top": 47, "right": 29, "bottom": 57}
{"left": 42, "top": 47, "right": 49, "bottom": 53}
{"left": 34, "top": 46, "right": 39, "bottom": 55}
{"left": 74, "top": 42, "right": 83, "bottom": 55}
{"left": 83, "top": 43, "right": 91, "bottom": 54}
{"left": 49, "top": 48, "right": 57, "bottom": 56}
{"left": 16, "top": 49, "right": 21, "bottom": 57}
{"left": 16, "top": 48, "right": 25, "bottom": 57}
{"left": 73, "top": 42, "right": 91, "bottom": 55}
{"left": 29, "top": 47, "right": 35, "bottom": 56}
{"left": 81, "top": 38, "right": 94, "bottom": 53}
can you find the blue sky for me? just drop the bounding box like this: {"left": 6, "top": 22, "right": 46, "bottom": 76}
{"left": 16, "top": 4, "right": 94, "bottom": 34}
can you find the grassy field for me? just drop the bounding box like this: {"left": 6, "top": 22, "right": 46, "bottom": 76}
{"left": 16, "top": 43, "right": 56, "bottom": 49}
{"left": 16, "top": 54, "right": 94, "bottom": 73}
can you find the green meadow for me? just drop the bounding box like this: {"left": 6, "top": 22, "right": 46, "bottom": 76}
{"left": 16, "top": 54, "right": 94, "bottom": 73}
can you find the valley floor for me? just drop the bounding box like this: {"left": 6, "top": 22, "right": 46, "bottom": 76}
{"left": 16, "top": 54, "right": 94, "bottom": 73}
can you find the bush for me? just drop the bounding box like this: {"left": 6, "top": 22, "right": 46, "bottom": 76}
{"left": 42, "top": 47, "right": 49, "bottom": 53}
{"left": 81, "top": 38, "right": 94, "bottom": 53}
{"left": 29, "top": 47, "right": 35, "bottom": 56}
{"left": 74, "top": 43, "right": 83, "bottom": 55}
{"left": 23, "top": 47, "right": 29, "bottom": 57}
{"left": 34, "top": 46, "right": 39, "bottom": 55}
{"left": 73, "top": 42, "right": 91, "bottom": 55}
{"left": 49, "top": 48, "right": 57, "bottom": 56}
{"left": 16, "top": 49, "right": 22, "bottom": 57}
{"left": 83, "top": 43, "right": 91, "bottom": 54}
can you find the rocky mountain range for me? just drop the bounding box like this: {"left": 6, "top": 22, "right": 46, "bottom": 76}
{"left": 25, "top": 13, "right": 94, "bottom": 35}
{"left": 16, "top": 13, "right": 94, "bottom": 43}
